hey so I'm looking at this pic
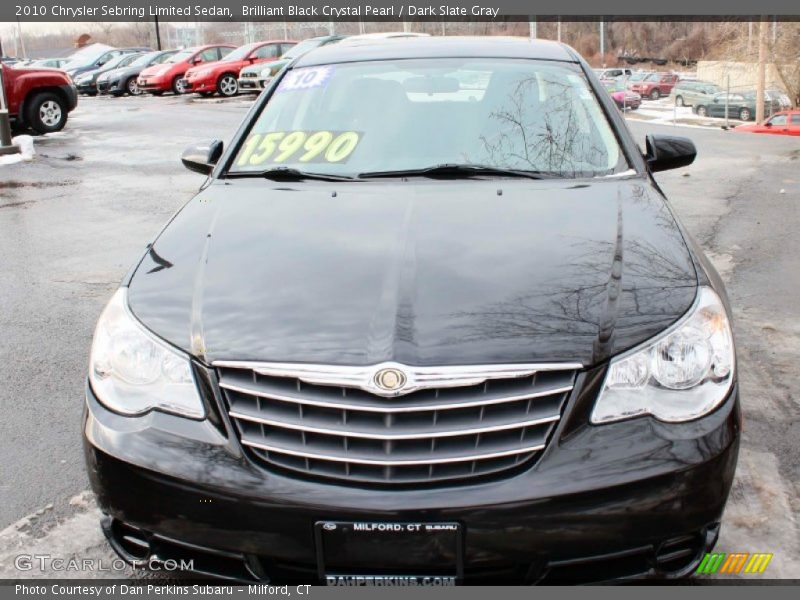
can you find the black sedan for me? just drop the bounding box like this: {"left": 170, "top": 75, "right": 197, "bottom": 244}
{"left": 97, "top": 50, "right": 178, "bottom": 96}
{"left": 73, "top": 52, "right": 145, "bottom": 96}
{"left": 84, "top": 37, "right": 739, "bottom": 584}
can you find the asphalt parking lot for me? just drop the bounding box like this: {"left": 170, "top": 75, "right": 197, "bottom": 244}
{"left": 0, "top": 93, "right": 798, "bottom": 579}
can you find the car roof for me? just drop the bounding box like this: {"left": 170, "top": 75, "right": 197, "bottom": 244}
{"left": 293, "top": 36, "right": 578, "bottom": 67}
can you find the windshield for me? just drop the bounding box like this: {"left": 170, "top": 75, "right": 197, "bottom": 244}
{"left": 167, "top": 50, "right": 194, "bottom": 63}
{"left": 230, "top": 58, "right": 627, "bottom": 178}
{"left": 224, "top": 44, "right": 258, "bottom": 61}
{"left": 644, "top": 73, "right": 661, "bottom": 82}
{"left": 130, "top": 51, "right": 160, "bottom": 67}
{"left": 104, "top": 54, "right": 134, "bottom": 69}
{"left": 282, "top": 39, "right": 323, "bottom": 60}
{"left": 63, "top": 45, "right": 111, "bottom": 69}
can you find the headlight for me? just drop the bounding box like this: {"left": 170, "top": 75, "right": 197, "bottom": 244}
{"left": 89, "top": 288, "right": 205, "bottom": 419}
{"left": 591, "top": 287, "right": 734, "bottom": 424}
{"left": 261, "top": 66, "right": 280, "bottom": 78}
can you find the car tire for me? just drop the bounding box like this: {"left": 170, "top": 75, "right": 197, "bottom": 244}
{"left": 650, "top": 89, "right": 660, "bottom": 100}
{"left": 126, "top": 77, "right": 140, "bottom": 96}
{"left": 739, "top": 108, "right": 751, "bottom": 121}
{"left": 172, "top": 76, "right": 186, "bottom": 95}
{"left": 675, "top": 95, "right": 684, "bottom": 107}
{"left": 696, "top": 105, "right": 708, "bottom": 117}
{"left": 217, "top": 74, "right": 238, "bottom": 97}
{"left": 24, "top": 91, "right": 68, "bottom": 134}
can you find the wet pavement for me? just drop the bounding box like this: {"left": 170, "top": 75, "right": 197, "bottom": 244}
{"left": 0, "top": 94, "right": 798, "bottom": 579}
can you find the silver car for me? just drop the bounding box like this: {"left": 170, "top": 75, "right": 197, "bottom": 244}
{"left": 670, "top": 81, "right": 721, "bottom": 107}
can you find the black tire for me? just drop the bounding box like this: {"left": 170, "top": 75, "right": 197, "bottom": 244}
{"left": 24, "top": 91, "right": 68, "bottom": 134}
{"left": 696, "top": 105, "right": 708, "bottom": 117}
{"left": 217, "top": 73, "right": 238, "bottom": 97}
{"left": 649, "top": 89, "right": 660, "bottom": 100}
{"left": 172, "top": 76, "right": 186, "bottom": 95}
{"left": 675, "top": 95, "right": 684, "bottom": 107}
{"left": 739, "top": 108, "right": 752, "bottom": 121}
{"left": 125, "top": 77, "right": 140, "bottom": 96}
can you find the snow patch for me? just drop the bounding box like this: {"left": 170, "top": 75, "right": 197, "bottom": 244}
{"left": 0, "top": 135, "right": 35, "bottom": 165}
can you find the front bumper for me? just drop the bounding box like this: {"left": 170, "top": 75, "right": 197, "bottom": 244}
{"left": 75, "top": 81, "right": 96, "bottom": 94}
{"left": 84, "top": 364, "right": 740, "bottom": 584}
{"left": 98, "top": 79, "right": 123, "bottom": 94}
{"left": 137, "top": 77, "right": 168, "bottom": 93}
{"left": 238, "top": 76, "right": 270, "bottom": 93}
{"left": 183, "top": 78, "right": 214, "bottom": 94}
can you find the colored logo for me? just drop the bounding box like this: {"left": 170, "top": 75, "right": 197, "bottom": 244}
{"left": 696, "top": 552, "right": 773, "bottom": 575}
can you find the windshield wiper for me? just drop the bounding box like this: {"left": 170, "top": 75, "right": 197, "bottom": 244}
{"left": 358, "top": 164, "right": 557, "bottom": 180}
{"left": 228, "top": 167, "right": 356, "bottom": 182}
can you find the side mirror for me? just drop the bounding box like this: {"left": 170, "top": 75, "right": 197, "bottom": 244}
{"left": 764, "top": 122, "right": 773, "bottom": 127}
{"left": 181, "top": 140, "right": 223, "bottom": 175}
{"left": 645, "top": 134, "right": 696, "bottom": 173}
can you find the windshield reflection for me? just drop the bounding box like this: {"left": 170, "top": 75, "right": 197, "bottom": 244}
{"left": 230, "top": 58, "right": 627, "bottom": 179}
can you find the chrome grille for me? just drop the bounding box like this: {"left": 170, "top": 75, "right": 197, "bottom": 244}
{"left": 216, "top": 362, "right": 579, "bottom": 485}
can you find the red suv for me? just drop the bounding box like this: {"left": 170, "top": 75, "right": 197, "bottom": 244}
{"left": 182, "top": 40, "right": 293, "bottom": 97}
{"left": 629, "top": 72, "right": 679, "bottom": 100}
{"left": 137, "top": 45, "right": 235, "bottom": 95}
{"left": 2, "top": 62, "right": 78, "bottom": 134}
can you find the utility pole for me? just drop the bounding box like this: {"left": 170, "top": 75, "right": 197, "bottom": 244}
{"left": 756, "top": 18, "right": 767, "bottom": 123}
{"left": 529, "top": 18, "right": 537, "bottom": 39}
{"left": 600, "top": 19, "right": 605, "bottom": 67}
{"left": 154, "top": 16, "right": 162, "bottom": 50}
{"left": 557, "top": 18, "right": 562, "bottom": 43}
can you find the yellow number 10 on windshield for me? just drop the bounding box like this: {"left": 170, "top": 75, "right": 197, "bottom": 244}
{"left": 236, "top": 130, "right": 361, "bottom": 166}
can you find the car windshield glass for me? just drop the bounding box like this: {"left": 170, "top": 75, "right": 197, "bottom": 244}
{"left": 131, "top": 51, "right": 160, "bottom": 67}
{"left": 229, "top": 58, "right": 628, "bottom": 179}
{"left": 167, "top": 50, "right": 194, "bottom": 63}
{"left": 644, "top": 73, "right": 660, "bottom": 82}
{"left": 224, "top": 44, "right": 258, "bottom": 61}
{"left": 63, "top": 45, "right": 111, "bottom": 68}
{"left": 102, "top": 54, "right": 130, "bottom": 70}
{"left": 282, "top": 39, "right": 323, "bottom": 59}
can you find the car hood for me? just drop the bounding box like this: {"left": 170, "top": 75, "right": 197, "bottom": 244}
{"left": 128, "top": 177, "right": 698, "bottom": 368}
{"left": 242, "top": 59, "right": 286, "bottom": 75}
{"left": 140, "top": 63, "right": 176, "bottom": 78}
{"left": 186, "top": 59, "right": 234, "bottom": 77}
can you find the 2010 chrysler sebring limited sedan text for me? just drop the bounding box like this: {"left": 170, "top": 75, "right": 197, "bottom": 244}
{"left": 84, "top": 38, "right": 739, "bottom": 584}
